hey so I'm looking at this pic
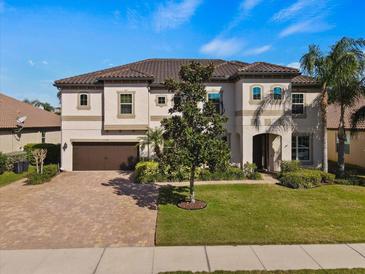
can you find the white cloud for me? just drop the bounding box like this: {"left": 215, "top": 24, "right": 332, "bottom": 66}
{"left": 28, "top": 60, "right": 35, "bottom": 66}
{"left": 200, "top": 37, "right": 244, "bottom": 57}
{"left": 41, "top": 60, "right": 48, "bottom": 65}
{"left": 272, "top": 0, "right": 316, "bottom": 22}
{"left": 153, "top": 0, "right": 203, "bottom": 32}
{"left": 240, "top": 0, "right": 262, "bottom": 11}
{"left": 287, "top": 62, "right": 301, "bottom": 69}
{"left": 243, "top": 44, "right": 272, "bottom": 56}
{"left": 279, "top": 19, "right": 333, "bottom": 37}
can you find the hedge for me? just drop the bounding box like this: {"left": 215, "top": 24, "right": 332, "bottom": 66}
{"left": 27, "top": 164, "right": 59, "bottom": 185}
{"left": 24, "top": 143, "right": 60, "bottom": 165}
{"left": 279, "top": 169, "right": 335, "bottom": 189}
{"left": 134, "top": 161, "right": 261, "bottom": 183}
{"left": 0, "top": 152, "right": 7, "bottom": 174}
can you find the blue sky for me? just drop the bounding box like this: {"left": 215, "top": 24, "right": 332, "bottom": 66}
{"left": 1, "top": 0, "right": 364, "bottom": 106}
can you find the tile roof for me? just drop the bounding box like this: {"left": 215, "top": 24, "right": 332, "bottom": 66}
{"left": 291, "top": 75, "right": 319, "bottom": 85}
{"left": 0, "top": 92, "right": 61, "bottom": 129}
{"left": 327, "top": 97, "right": 365, "bottom": 130}
{"left": 55, "top": 59, "right": 322, "bottom": 87}
{"left": 238, "top": 62, "right": 299, "bottom": 74}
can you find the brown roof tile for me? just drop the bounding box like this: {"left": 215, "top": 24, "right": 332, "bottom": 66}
{"left": 291, "top": 75, "right": 319, "bottom": 85}
{"left": 54, "top": 59, "right": 314, "bottom": 86}
{"left": 54, "top": 59, "right": 249, "bottom": 86}
{"left": 0, "top": 92, "right": 61, "bottom": 129}
{"left": 239, "top": 62, "right": 299, "bottom": 74}
{"left": 327, "top": 98, "right": 365, "bottom": 130}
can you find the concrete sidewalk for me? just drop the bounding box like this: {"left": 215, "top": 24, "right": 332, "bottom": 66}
{"left": 1, "top": 244, "right": 365, "bottom": 274}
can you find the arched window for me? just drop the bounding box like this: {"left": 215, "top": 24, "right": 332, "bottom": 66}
{"left": 252, "top": 86, "right": 262, "bottom": 100}
{"left": 79, "top": 93, "right": 88, "bottom": 106}
{"left": 273, "top": 87, "right": 282, "bottom": 100}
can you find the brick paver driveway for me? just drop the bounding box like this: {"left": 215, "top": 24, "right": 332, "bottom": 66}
{"left": 0, "top": 171, "right": 158, "bottom": 250}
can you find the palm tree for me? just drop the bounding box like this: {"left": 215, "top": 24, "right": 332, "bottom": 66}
{"left": 23, "top": 99, "right": 55, "bottom": 112}
{"left": 138, "top": 127, "right": 164, "bottom": 160}
{"left": 300, "top": 37, "right": 365, "bottom": 173}
{"left": 300, "top": 45, "right": 331, "bottom": 172}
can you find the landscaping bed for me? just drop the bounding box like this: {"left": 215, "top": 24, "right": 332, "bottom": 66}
{"left": 156, "top": 184, "right": 365, "bottom": 246}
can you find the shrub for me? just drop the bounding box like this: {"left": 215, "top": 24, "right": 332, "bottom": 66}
{"left": 197, "top": 166, "right": 245, "bottom": 181}
{"left": 242, "top": 162, "right": 262, "bottom": 180}
{"left": 335, "top": 176, "right": 365, "bottom": 187}
{"left": 0, "top": 152, "right": 7, "bottom": 174}
{"left": 320, "top": 171, "right": 336, "bottom": 184}
{"left": 24, "top": 143, "right": 60, "bottom": 165}
{"left": 5, "top": 151, "right": 28, "bottom": 172}
{"left": 135, "top": 161, "right": 163, "bottom": 183}
{"left": 279, "top": 169, "right": 322, "bottom": 189}
{"left": 280, "top": 160, "right": 301, "bottom": 173}
{"left": 27, "top": 164, "right": 59, "bottom": 185}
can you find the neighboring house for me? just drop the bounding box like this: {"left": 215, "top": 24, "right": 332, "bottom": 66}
{"left": 54, "top": 58, "right": 323, "bottom": 171}
{"left": 327, "top": 98, "right": 365, "bottom": 168}
{"left": 0, "top": 92, "right": 61, "bottom": 153}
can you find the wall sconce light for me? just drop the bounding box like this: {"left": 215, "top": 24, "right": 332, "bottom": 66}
{"left": 63, "top": 142, "right": 68, "bottom": 151}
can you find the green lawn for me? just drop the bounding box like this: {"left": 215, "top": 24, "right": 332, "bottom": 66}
{"left": 0, "top": 167, "right": 34, "bottom": 188}
{"left": 156, "top": 184, "right": 365, "bottom": 246}
{"left": 160, "top": 269, "right": 365, "bottom": 274}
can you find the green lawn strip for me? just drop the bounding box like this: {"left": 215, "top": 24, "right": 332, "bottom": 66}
{"left": 156, "top": 184, "right": 365, "bottom": 246}
{"left": 0, "top": 166, "right": 35, "bottom": 188}
{"left": 159, "top": 269, "right": 365, "bottom": 274}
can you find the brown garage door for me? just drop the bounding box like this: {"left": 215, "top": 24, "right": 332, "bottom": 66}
{"left": 73, "top": 142, "right": 138, "bottom": 170}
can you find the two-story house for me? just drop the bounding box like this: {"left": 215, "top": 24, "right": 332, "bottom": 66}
{"left": 54, "top": 59, "right": 323, "bottom": 172}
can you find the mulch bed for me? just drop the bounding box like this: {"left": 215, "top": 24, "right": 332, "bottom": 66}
{"left": 177, "top": 199, "right": 207, "bottom": 210}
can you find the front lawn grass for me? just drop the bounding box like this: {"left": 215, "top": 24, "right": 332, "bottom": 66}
{"left": 0, "top": 166, "right": 35, "bottom": 188}
{"left": 156, "top": 184, "right": 365, "bottom": 246}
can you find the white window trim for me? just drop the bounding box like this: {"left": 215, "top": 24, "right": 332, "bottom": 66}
{"left": 291, "top": 93, "right": 306, "bottom": 117}
{"left": 117, "top": 91, "right": 135, "bottom": 118}
{"left": 292, "top": 133, "right": 312, "bottom": 163}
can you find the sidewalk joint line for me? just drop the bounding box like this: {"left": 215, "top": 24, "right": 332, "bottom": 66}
{"left": 204, "top": 246, "right": 211, "bottom": 272}
{"left": 250, "top": 246, "right": 266, "bottom": 270}
{"left": 92, "top": 247, "right": 106, "bottom": 274}
{"left": 300, "top": 245, "right": 323, "bottom": 269}
{"left": 151, "top": 246, "right": 156, "bottom": 274}
{"left": 346, "top": 244, "right": 365, "bottom": 259}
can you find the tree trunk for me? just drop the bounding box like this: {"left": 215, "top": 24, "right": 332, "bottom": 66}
{"left": 337, "top": 103, "right": 346, "bottom": 177}
{"left": 189, "top": 165, "right": 196, "bottom": 203}
{"left": 321, "top": 84, "right": 328, "bottom": 172}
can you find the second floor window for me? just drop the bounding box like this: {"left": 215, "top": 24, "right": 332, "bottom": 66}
{"left": 208, "top": 93, "right": 221, "bottom": 113}
{"left": 252, "top": 86, "right": 262, "bottom": 100}
{"left": 120, "top": 93, "right": 133, "bottom": 114}
{"left": 292, "top": 93, "right": 304, "bottom": 114}
{"left": 273, "top": 87, "right": 282, "bottom": 100}
{"left": 79, "top": 93, "right": 88, "bottom": 106}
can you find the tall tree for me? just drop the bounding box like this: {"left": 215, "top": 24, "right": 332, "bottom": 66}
{"left": 300, "top": 37, "right": 365, "bottom": 173}
{"left": 161, "top": 62, "right": 230, "bottom": 204}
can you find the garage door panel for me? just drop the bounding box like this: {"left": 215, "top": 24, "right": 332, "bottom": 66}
{"left": 73, "top": 142, "right": 138, "bottom": 171}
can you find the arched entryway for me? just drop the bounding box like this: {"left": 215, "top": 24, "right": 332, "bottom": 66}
{"left": 253, "top": 133, "right": 282, "bottom": 172}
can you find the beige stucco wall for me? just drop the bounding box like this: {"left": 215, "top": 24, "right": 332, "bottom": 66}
{"left": 60, "top": 79, "right": 323, "bottom": 171}
{"left": 0, "top": 128, "right": 60, "bottom": 153}
{"left": 328, "top": 129, "right": 365, "bottom": 168}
